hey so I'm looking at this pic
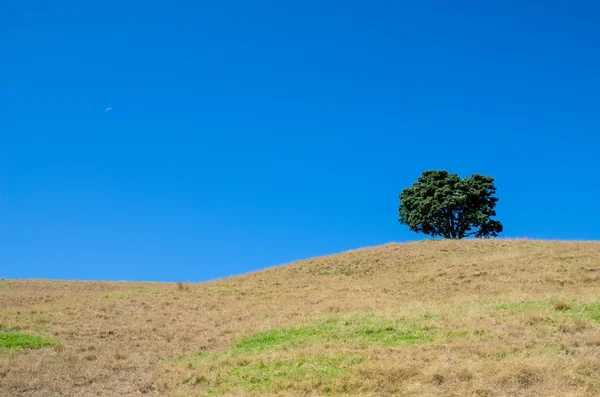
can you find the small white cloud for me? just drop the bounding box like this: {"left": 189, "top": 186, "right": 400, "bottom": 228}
{"left": 105, "top": 107, "right": 113, "bottom": 112}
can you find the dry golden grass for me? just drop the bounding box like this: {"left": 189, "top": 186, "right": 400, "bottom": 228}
{"left": 1, "top": 239, "right": 600, "bottom": 396}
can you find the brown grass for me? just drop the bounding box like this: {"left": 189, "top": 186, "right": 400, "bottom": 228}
{"left": 1, "top": 239, "right": 600, "bottom": 396}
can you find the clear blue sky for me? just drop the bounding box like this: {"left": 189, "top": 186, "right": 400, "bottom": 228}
{"left": 2, "top": 1, "right": 599, "bottom": 281}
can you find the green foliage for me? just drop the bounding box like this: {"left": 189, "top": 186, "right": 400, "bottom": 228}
{"left": 398, "top": 170, "right": 503, "bottom": 239}
{"left": 0, "top": 333, "right": 55, "bottom": 350}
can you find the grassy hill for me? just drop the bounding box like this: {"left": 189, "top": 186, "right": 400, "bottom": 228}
{"left": 1, "top": 239, "right": 600, "bottom": 396}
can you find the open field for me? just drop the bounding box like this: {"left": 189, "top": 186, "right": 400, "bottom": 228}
{"left": 1, "top": 239, "right": 600, "bottom": 396}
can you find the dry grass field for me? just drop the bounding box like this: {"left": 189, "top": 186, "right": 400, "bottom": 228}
{"left": 1, "top": 239, "right": 600, "bottom": 396}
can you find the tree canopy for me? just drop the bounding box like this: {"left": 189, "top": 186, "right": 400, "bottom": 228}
{"left": 398, "top": 170, "right": 503, "bottom": 239}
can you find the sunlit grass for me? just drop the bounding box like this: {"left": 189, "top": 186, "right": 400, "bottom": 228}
{"left": 3, "top": 240, "right": 600, "bottom": 396}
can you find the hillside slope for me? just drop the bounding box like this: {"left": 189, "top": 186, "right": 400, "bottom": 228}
{"left": 1, "top": 240, "right": 600, "bottom": 396}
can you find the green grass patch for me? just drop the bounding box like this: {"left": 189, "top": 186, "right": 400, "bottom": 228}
{"left": 176, "top": 314, "right": 460, "bottom": 395}
{"left": 581, "top": 303, "right": 600, "bottom": 322}
{"left": 192, "top": 354, "right": 363, "bottom": 395}
{"left": 0, "top": 333, "right": 55, "bottom": 350}
{"left": 235, "top": 315, "right": 435, "bottom": 353}
{"left": 492, "top": 299, "right": 600, "bottom": 328}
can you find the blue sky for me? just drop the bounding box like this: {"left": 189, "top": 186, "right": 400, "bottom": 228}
{"left": 1, "top": 1, "right": 599, "bottom": 281}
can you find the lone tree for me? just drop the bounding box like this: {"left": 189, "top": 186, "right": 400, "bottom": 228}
{"left": 398, "top": 170, "right": 503, "bottom": 239}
